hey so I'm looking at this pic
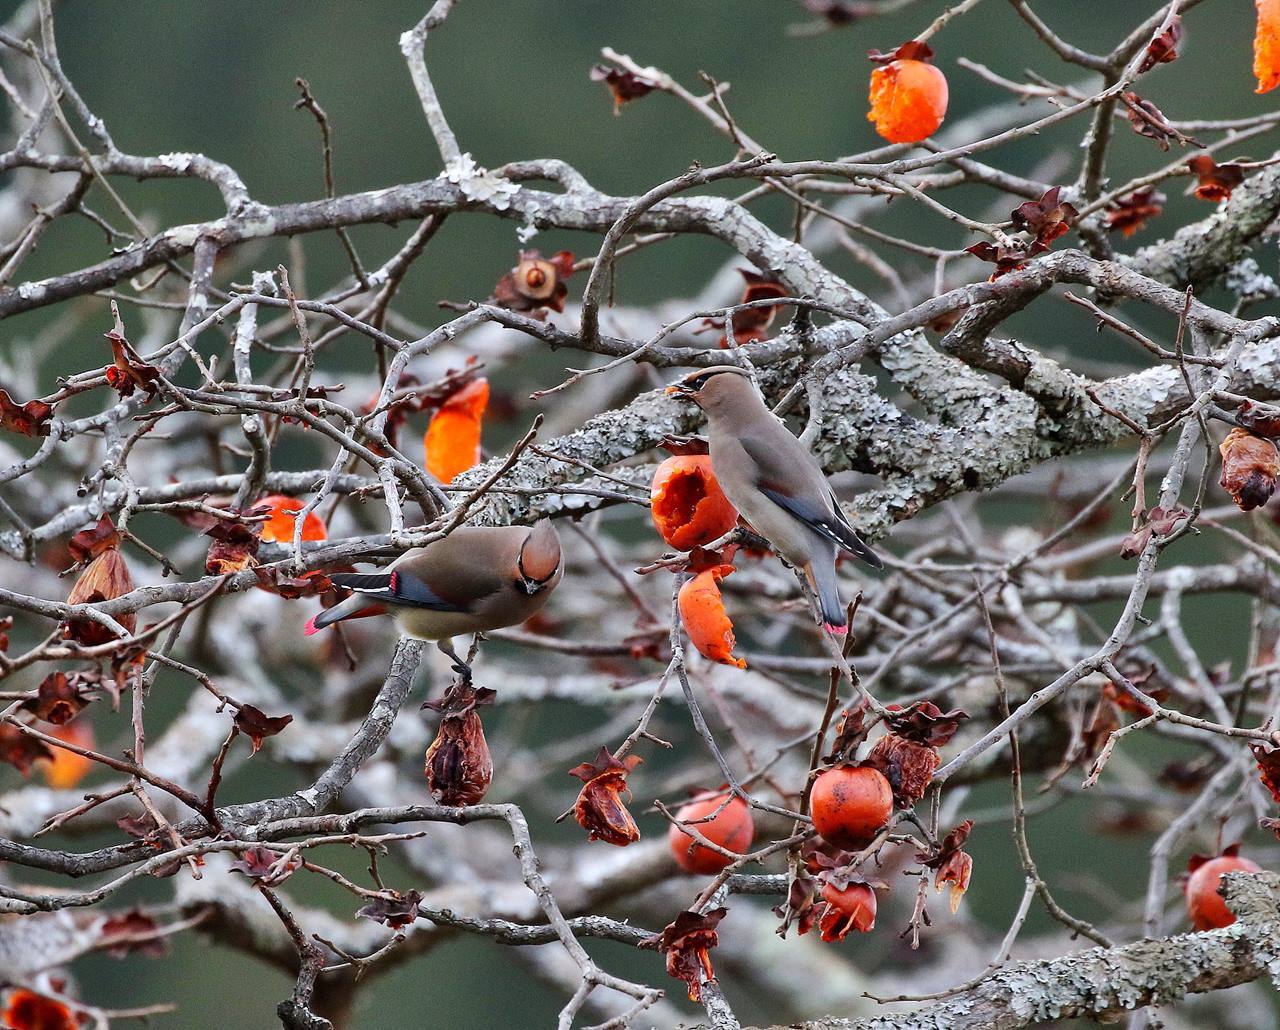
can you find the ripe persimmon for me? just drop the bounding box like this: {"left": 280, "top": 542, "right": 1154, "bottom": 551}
{"left": 669, "top": 792, "right": 755, "bottom": 874}
{"left": 818, "top": 880, "right": 877, "bottom": 939}
{"left": 867, "top": 43, "right": 948, "bottom": 144}
{"left": 1184, "top": 849, "right": 1261, "bottom": 930}
{"left": 809, "top": 765, "right": 892, "bottom": 849}
{"left": 258, "top": 494, "right": 327, "bottom": 544}
{"left": 651, "top": 455, "right": 738, "bottom": 551}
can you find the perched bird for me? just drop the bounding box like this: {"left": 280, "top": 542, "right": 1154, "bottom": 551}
{"left": 306, "top": 520, "right": 563, "bottom": 674}
{"left": 666, "top": 366, "right": 881, "bottom": 634}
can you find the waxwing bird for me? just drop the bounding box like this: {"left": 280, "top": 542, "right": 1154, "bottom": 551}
{"left": 306, "top": 520, "right": 562, "bottom": 675}
{"left": 666, "top": 366, "right": 881, "bottom": 635}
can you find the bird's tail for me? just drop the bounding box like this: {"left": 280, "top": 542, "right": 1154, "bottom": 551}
{"left": 803, "top": 559, "right": 847, "bottom": 636}
{"left": 304, "top": 592, "right": 383, "bottom": 635}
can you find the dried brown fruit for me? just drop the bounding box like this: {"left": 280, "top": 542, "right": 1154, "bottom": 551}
{"left": 645, "top": 908, "right": 727, "bottom": 1002}
{"left": 24, "top": 670, "right": 98, "bottom": 725}
{"left": 422, "top": 683, "right": 495, "bottom": 806}
{"left": 1236, "top": 399, "right": 1280, "bottom": 439}
{"left": 965, "top": 241, "right": 1034, "bottom": 279}
{"left": 100, "top": 909, "right": 168, "bottom": 958}
{"left": 490, "top": 249, "right": 576, "bottom": 316}
{"left": 568, "top": 746, "right": 643, "bottom": 846}
{"left": 1120, "top": 505, "right": 1190, "bottom": 558}
{"left": 230, "top": 846, "right": 301, "bottom": 885}
{"left": 204, "top": 512, "right": 264, "bottom": 575}
{"left": 64, "top": 545, "right": 135, "bottom": 647}
{"left": 1220, "top": 428, "right": 1279, "bottom": 511}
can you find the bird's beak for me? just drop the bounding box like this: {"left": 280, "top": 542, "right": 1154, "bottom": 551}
{"left": 665, "top": 384, "right": 691, "bottom": 397}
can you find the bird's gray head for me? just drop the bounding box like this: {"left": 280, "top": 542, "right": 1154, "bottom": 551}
{"left": 665, "top": 365, "right": 755, "bottom": 414}
{"left": 516, "top": 518, "right": 561, "bottom": 595}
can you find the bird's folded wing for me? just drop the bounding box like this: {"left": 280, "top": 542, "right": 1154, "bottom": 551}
{"left": 328, "top": 571, "right": 472, "bottom": 611}
{"left": 758, "top": 486, "right": 883, "bottom": 569}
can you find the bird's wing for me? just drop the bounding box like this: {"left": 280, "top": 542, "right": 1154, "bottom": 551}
{"left": 327, "top": 571, "right": 473, "bottom": 611}
{"left": 737, "top": 428, "right": 883, "bottom": 569}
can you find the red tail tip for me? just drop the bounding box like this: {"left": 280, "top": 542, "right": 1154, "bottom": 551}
{"left": 824, "top": 622, "right": 848, "bottom": 636}
{"left": 304, "top": 615, "right": 320, "bottom": 636}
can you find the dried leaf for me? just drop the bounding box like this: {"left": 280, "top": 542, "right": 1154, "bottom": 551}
{"left": 357, "top": 890, "right": 424, "bottom": 929}
{"left": 1139, "top": 15, "right": 1183, "bottom": 73}
{"left": 0, "top": 722, "right": 53, "bottom": 776}
{"left": 1236, "top": 399, "right": 1280, "bottom": 439}
{"left": 230, "top": 846, "right": 300, "bottom": 885}
{"left": 67, "top": 515, "right": 122, "bottom": 567}
{"left": 100, "top": 908, "right": 168, "bottom": 958}
{"left": 0, "top": 388, "right": 54, "bottom": 437}
{"left": 1106, "top": 188, "right": 1165, "bottom": 237}
{"left": 1122, "top": 92, "right": 1200, "bottom": 151}
{"left": 233, "top": 704, "right": 293, "bottom": 754}
{"left": 1187, "top": 155, "right": 1245, "bottom": 202}
{"left": 1010, "top": 186, "right": 1079, "bottom": 249}
{"left": 590, "top": 64, "right": 659, "bottom": 113}
{"left": 1120, "top": 504, "right": 1190, "bottom": 558}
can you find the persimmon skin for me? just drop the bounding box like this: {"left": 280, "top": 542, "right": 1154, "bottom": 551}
{"left": 650, "top": 456, "right": 739, "bottom": 551}
{"left": 1185, "top": 854, "right": 1261, "bottom": 930}
{"left": 40, "top": 721, "right": 94, "bottom": 790}
{"left": 868, "top": 59, "right": 948, "bottom": 144}
{"left": 819, "top": 880, "right": 877, "bottom": 938}
{"left": 424, "top": 378, "right": 490, "bottom": 483}
{"left": 669, "top": 793, "right": 756, "bottom": 874}
{"left": 258, "top": 494, "right": 327, "bottom": 544}
{"left": 678, "top": 565, "right": 747, "bottom": 669}
{"left": 1256, "top": 0, "right": 1280, "bottom": 94}
{"left": 810, "top": 765, "right": 893, "bottom": 849}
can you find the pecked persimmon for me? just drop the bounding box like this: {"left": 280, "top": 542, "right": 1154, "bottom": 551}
{"left": 1256, "top": 0, "right": 1280, "bottom": 94}
{"left": 810, "top": 765, "right": 893, "bottom": 849}
{"left": 651, "top": 456, "right": 738, "bottom": 551}
{"left": 867, "top": 42, "right": 948, "bottom": 144}
{"left": 678, "top": 565, "right": 747, "bottom": 669}
{"left": 424, "top": 377, "right": 490, "bottom": 483}
{"left": 257, "top": 495, "right": 327, "bottom": 544}
{"left": 1184, "top": 848, "right": 1261, "bottom": 930}
{"left": 669, "top": 792, "right": 755, "bottom": 874}
{"left": 818, "top": 880, "right": 877, "bottom": 939}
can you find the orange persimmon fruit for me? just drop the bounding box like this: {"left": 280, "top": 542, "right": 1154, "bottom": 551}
{"left": 1256, "top": 0, "right": 1280, "bottom": 94}
{"left": 1184, "top": 849, "right": 1261, "bottom": 930}
{"left": 809, "top": 765, "right": 893, "bottom": 850}
{"left": 39, "top": 721, "right": 94, "bottom": 790}
{"left": 424, "top": 377, "right": 490, "bottom": 483}
{"left": 668, "top": 792, "right": 755, "bottom": 874}
{"left": 257, "top": 495, "right": 327, "bottom": 544}
{"left": 868, "top": 44, "right": 948, "bottom": 144}
{"left": 650, "top": 456, "right": 739, "bottom": 551}
{"left": 678, "top": 565, "right": 747, "bottom": 669}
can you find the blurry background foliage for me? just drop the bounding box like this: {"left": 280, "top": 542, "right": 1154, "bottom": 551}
{"left": 0, "top": 1, "right": 1275, "bottom": 1027}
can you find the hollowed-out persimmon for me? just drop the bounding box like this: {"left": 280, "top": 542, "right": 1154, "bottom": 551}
{"left": 669, "top": 792, "right": 755, "bottom": 874}
{"left": 809, "top": 765, "right": 893, "bottom": 850}
{"left": 651, "top": 455, "right": 738, "bottom": 551}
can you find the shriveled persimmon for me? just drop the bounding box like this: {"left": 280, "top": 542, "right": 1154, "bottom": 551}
{"left": 669, "top": 792, "right": 755, "bottom": 874}
{"left": 867, "top": 42, "right": 948, "bottom": 144}
{"left": 1184, "top": 848, "right": 1261, "bottom": 930}
{"left": 678, "top": 565, "right": 747, "bottom": 669}
{"left": 424, "top": 377, "right": 489, "bottom": 483}
{"left": 651, "top": 455, "right": 738, "bottom": 551}
{"left": 809, "top": 764, "right": 892, "bottom": 849}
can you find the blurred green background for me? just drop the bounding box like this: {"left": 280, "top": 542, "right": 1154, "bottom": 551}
{"left": 2, "top": 1, "right": 1276, "bottom": 1027}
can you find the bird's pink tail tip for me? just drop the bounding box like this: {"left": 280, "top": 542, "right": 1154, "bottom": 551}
{"left": 824, "top": 622, "right": 848, "bottom": 636}
{"left": 303, "top": 615, "right": 320, "bottom": 636}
